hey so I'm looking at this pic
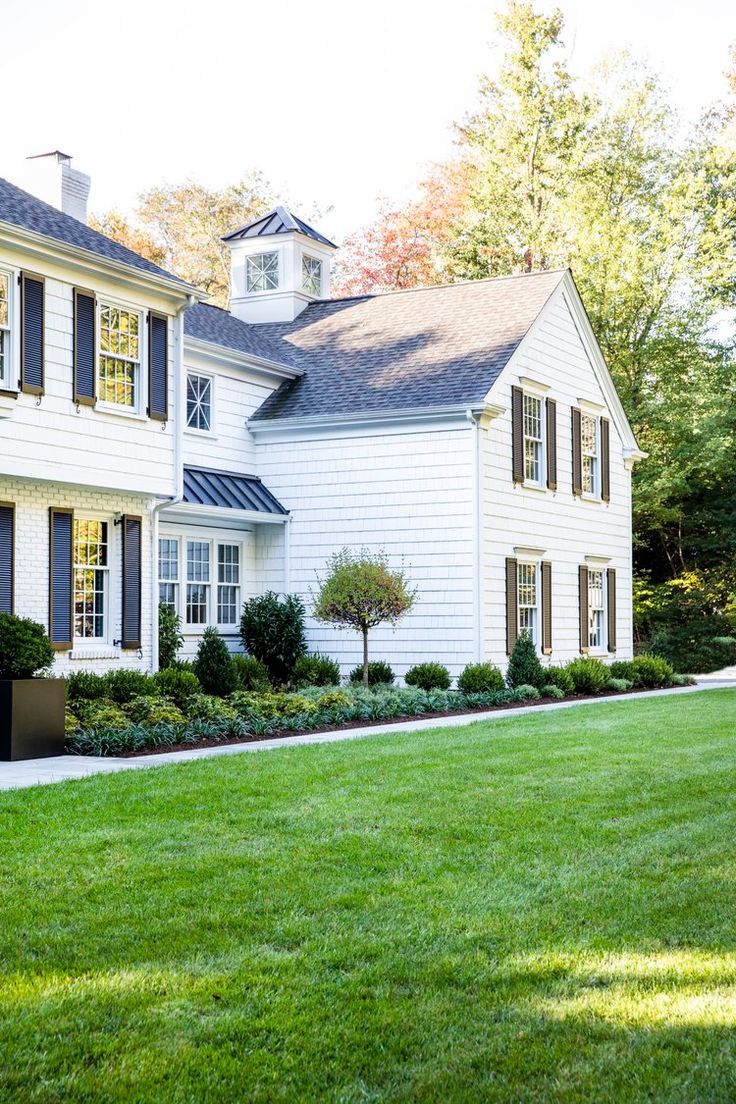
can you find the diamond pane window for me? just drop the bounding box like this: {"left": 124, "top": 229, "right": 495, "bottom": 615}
{"left": 523, "top": 394, "right": 543, "bottom": 483}
{"left": 73, "top": 519, "right": 109, "bottom": 640}
{"left": 186, "top": 373, "right": 212, "bottom": 431}
{"left": 588, "top": 569, "right": 605, "bottom": 650}
{"left": 582, "top": 414, "right": 598, "bottom": 494}
{"left": 98, "top": 303, "right": 141, "bottom": 408}
{"left": 517, "top": 562, "right": 538, "bottom": 646}
{"left": 302, "top": 255, "right": 322, "bottom": 296}
{"left": 246, "top": 252, "right": 279, "bottom": 293}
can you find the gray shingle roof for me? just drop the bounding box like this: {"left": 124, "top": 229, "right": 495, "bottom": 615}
{"left": 184, "top": 302, "right": 301, "bottom": 370}
{"left": 249, "top": 270, "right": 567, "bottom": 422}
{"left": 222, "top": 205, "right": 336, "bottom": 248}
{"left": 0, "top": 176, "right": 195, "bottom": 289}
{"left": 183, "top": 466, "right": 287, "bottom": 515}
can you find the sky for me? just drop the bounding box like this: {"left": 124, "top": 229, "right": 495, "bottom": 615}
{"left": 1, "top": 0, "right": 734, "bottom": 242}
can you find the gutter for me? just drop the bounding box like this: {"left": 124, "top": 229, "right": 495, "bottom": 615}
{"left": 149, "top": 293, "right": 197, "bottom": 671}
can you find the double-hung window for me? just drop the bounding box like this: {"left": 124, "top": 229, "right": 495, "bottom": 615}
{"left": 523, "top": 393, "right": 543, "bottom": 484}
{"left": 302, "top": 255, "right": 322, "bottom": 296}
{"left": 73, "top": 519, "right": 109, "bottom": 641}
{"left": 581, "top": 414, "right": 599, "bottom": 495}
{"left": 158, "top": 538, "right": 179, "bottom": 610}
{"left": 217, "top": 543, "right": 240, "bottom": 626}
{"left": 0, "top": 271, "right": 12, "bottom": 388}
{"left": 517, "top": 562, "right": 539, "bottom": 646}
{"left": 186, "top": 541, "right": 210, "bottom": 625}
{"left": 186, "top": 373, "right": 212, "bottom": 432}
{"left": 246, "top": 252, "right": 279, "bottom": 293}
{"left": 588, "top": 569, "right": 605, "bottom": 651}
{"left": 98, "top": 302, "right": 142, "bottom": 410}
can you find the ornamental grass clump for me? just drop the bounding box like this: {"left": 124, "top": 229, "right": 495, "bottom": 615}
{"left": 313, "top": 548, "right": 415, "bottom": 687}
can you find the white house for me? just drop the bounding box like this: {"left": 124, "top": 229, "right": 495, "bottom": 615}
{"left": 0, "top": 155, "right": 645, "bottom": 681}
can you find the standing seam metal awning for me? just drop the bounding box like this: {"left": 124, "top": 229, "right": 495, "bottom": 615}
{"left": 182, "top": 466, "right": 288, "bottom": 516}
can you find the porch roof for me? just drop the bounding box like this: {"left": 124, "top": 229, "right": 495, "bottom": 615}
{"left": 182, "top": 466, "right": 288, "bottom": 516}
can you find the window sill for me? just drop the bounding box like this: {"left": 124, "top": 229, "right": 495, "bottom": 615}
{"left": 95, "top": 403, "right": 148, "bottom": 422}
{"left": 521, "top": 482, "right": 548, "bottom": 494}
{"left": 69, "top": 646, "right": 120, "bottom": 661}
{"left": 0, "top": 390, "right": 17, "bottom": 417}
{"left": 184, "top": 428, "right": 218, "bottom": 440}
{"left": 581, "top": 492, "right": 603, "bottom": 504}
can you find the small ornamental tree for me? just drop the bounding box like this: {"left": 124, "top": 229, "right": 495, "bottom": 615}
{"left": 193, "top": 626, "right": 238, "bottom": 697}
{"left": 313, "top": 548, "right": 416, "bottom": 686}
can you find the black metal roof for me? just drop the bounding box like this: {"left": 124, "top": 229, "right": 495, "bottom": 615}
{"left": 182, "top": 466, "right": 288, "bottom": 515}
{"left": 0, "top": 176, "right": 195, "bottom": 289}
{"left": 222, "top": 205, "right": 336, "bottom": 248}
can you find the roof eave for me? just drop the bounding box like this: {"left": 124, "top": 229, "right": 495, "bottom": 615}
{"left": 184, "top": 334, "right": 304, "bottom": 380}
{"left": 248, "top": 401, "right": 494, "bottom": 437}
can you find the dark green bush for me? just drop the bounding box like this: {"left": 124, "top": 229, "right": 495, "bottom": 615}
{"left": 565, "top": 657, "right": 609, "bottom": 694}
{"left": 65, "top": 670, "right": 109, "bottom": 703}
{"left": 104, "top": 669, "right": 157, "bottom": 704}
{"left": 294, "top": 653, "right": 341, "bottom": 688}
{"left": 506, "top": 631, "right": 545, "bottom": 689}
{"left": 152, "top": 666, "right": 201, "bottom": 706}
{"left": 349, "top": 661, "right": 394, "bottom": 686}
{"left": 650, "top": 618, "right": 736, "bottom": 674}
{"left": 193, "top": 627, "right": 238, "bottom": 697}
{"left": 232, "top": 654, "right": 271, "bottom": 691}
{"left": 457, "top": 662, "right": 505, "bottom": 694}
{"left": 542, "top": 665, "right": 574, "bottom": 695}
{"left": 405, "top": 662, "right": 451, "bottom": 691}
{"left": 610, "top": 655, "right": 674, "bottom": 689}
{"left": 240, "top": 592, "right": 307, "bottom": 686}
{"left": 158, "top": 602, "right": 183, "bottom": 670}
{"left": 0, "top": 612, "right": 54, "bottom": 680}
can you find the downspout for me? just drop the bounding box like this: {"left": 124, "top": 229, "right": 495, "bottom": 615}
{"left": 466, "top": 409, "right": 483, "bottom": 662}
{"left": 150, "top": 294, "right": 196, "bottom": 672}
{"left": 283, "top": 514, "right": 292, "bottom": 594}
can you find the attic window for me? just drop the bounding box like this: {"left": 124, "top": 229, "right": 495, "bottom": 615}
{"left": 302, "top": 255, "right": 322, "bottom": 296}
{"left": 246, "top": 252, "right": 278, "bottom": 293}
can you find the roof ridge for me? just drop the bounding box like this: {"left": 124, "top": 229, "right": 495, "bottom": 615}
{"left": 320, "top": 268, "right": 569, "bottom": 307}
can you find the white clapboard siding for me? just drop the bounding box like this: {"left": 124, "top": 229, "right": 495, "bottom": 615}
{"left": 481, "top": 288, "right": 634, "bottom": 666}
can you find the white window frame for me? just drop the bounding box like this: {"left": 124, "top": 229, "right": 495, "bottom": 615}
{"left": 0, "top": 267, "right": 16, "bottom": 391}
{"left": 96, "top": 297, "right": 145, "bottom": 416}
{"left": 185, "top": 539, "right": 211, "bottom": 628}
{"left": 245, "top": 251, "right": 279, "bottom": 294}
{"left": 517, "top": 560, "right": 540, "bottom": 649}
{"left": 581, "top": 413, "right": 599, "bottom": 497}
{"left": 216, "top": 542, "right": 241, "bottom": 629}
{"left": 160, "top": 532, "right": 244, "bottom": 634}
{"left": 158, "top": 537, "right": 180, "bottom": 612}
{"left": 302, "top": 253, "right": 323, "bottom": 297}
{"left": 522, "top": 392, "right": 545, "bottom": 487}
{"left": 73, "top": 515, "right": 113, "bottom": 646}
{"left": 588, "top": 568, "right": 607, "bottom": 653}
{"left": 185, "top": 371, "right": 214, "bottom": 434}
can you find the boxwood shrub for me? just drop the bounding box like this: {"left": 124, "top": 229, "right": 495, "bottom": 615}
{"left": 565, "top": 657, "right": 609, "bottom": 694}
{"left": 542, "top": 666, "right": 574, "bottom": 695}
{"left": 405, "top": 662, "right": 451, "bottom": 691}
{"left": 0, "top": 613, "right": 54, "bottom": 680}
{"left": 294, "top": 653, "right": 341, "bottom": 688}
{"left": 609, "top": 655, "right": 674, "bottom": 689}
{"left": 349, "top": 661, "right": 395, "bottom": 686}
{"left": 457, "top": 662, "right": 504, "bottom": 694}
{"left": 232, "top": 654, "right": 271, "bottom": 692}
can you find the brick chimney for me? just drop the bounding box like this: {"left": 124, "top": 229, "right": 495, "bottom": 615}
{"left": 25, "top": 151, "right": 91, "bottom": 223}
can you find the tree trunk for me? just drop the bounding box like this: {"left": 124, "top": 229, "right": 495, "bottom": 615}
{"left": 362, "top": 627, "right": 369, "bottom": 687}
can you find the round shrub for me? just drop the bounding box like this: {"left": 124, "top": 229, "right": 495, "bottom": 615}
{"left": 457, "top": 662, "right": 504, "bottom": 694}
{"left": 240, "top": 592, "right": 307, "bottom": 686}
{"left": 193, "top": 627, "right": 238, "bottom": 697}
{"left": 104, "top": 669, "right": 156, "bottom": 704}
{"left": 125, "top": 695, "right": 185, "bottom": 725}
{"left": 510, "top": 684, "right": 541, "bottom": 702}
{"left": 349, "top": 661, "right": 394, "bottom": 686}
{"left": 152, "top": 666, "right": 201, "bottom": 705}
{"left": 541, "top": 684, "right": 564, "bottom": 700}
{"left": 610, "top": 655, "right": 674, "bottom": 689}
{"left": 294, "top": 653, "right": 341, "bottom": 688}
{"left": 565, "top": 657, "right": 608, "bottom": 694}
{"left": 405, "top": 662, "right": 451, "bottom": 691}
{"left": 0, "top": 612, "right": 54, "bottom": 680}
{"left": 605, "top": 677, "right": 633, "bottom": 693}
{"left": 542, "top": 666, "right": 574, "bottom": 695}
{"left": 64, "top": 670, "right": 109, "bottom": 703}
{"left": 506, "top": 631, "right": 545, "bottom": 689}
{"left": 232, "top": 654, "right": 271, "bottom": 692}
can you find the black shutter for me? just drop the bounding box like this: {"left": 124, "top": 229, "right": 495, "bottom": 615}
{"left": 506, "top": 557, "right": 518, "bottom": 654}
{"left": 73, "top": 289, "right": 96, "bottom": 405}
{"left": 546, "top": 399, "right": 557, "bottom": 491}
{"left": 607, "top": 568, "right": 617, "bottom": 652}
{"left": 20, "top": 273, "right": 44, "bottom": 395}
{"left": 122, "top": 515, "right": 142, "bottom": 649}
{"left": 49, "top": 508, "right": 73, "bottom": 649}
{"left": 541, "top": 560, "right": 552, "bottom": 655}
{"left": 511, "top": 386, "right": 524, "bottom": 483}
{"left": 0, "top": 503, "right": 14, "bottom": 613}
{"left": 600, "top": 417, "right": 611, "bottom": 502}
{"left": 578, "top": 564, "right": 589, "bottom": 654}
{"left": 148, "top": 313, "right": 168, "bottom": 421}
{"left": 572, "top": 407, "right": 582, "bottom": 495}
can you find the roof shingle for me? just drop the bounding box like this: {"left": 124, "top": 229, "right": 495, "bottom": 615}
{"left": 184, "top": 302, "right": 301, "bottom": 370}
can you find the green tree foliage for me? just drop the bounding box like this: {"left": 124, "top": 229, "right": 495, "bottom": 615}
{"left": 505, "top": 631, "right": 545, "bottom": 689}
{"left": 313, "top": 548, "right": 416, "bottom": 686}
{"left": 193, "top": 627, "right": 238, "bottom": 697}
{"left": 240, "top": 592, "right": 307, "bottom": 687}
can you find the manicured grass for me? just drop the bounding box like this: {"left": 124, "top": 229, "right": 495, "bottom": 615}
{"left": 1, "top": 690, "right": 736, "bottom": 1102}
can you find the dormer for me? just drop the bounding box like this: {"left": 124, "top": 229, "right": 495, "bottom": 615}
{"left": 223, "top": 206, "right": 337, "bottom": 324}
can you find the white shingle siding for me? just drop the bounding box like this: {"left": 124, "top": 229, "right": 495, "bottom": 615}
{"left": 0, "top": 476, "right": 154, "bottom": 674}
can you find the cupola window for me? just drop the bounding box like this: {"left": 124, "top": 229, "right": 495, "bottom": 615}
{"left": 246, "top": 252, "right": 279, "bottom": 293}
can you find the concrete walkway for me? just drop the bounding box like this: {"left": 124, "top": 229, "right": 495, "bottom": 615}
{"left": 1, "top": 678, "right": 734, "bottom": 793}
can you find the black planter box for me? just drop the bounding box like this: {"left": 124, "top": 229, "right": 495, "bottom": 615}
{"left": 0, "top": 679, "right": 66, "bottom": 761}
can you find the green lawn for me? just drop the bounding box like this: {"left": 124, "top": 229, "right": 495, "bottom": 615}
{"left": 2, "top": 690, "right": 736, "bottom": 1103}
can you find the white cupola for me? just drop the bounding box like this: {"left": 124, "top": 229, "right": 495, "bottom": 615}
{"left": 223, "top": 206, "right": 337, "bottom": 324}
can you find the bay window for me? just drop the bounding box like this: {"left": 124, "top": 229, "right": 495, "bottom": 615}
{"left": 73, "top": 519, "right": 109, "bottom": 641}
{"left": 98, "top": 302, "right": 142, "bottom": 409}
